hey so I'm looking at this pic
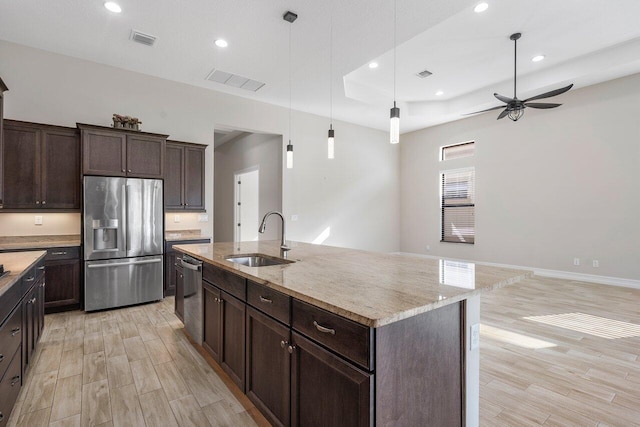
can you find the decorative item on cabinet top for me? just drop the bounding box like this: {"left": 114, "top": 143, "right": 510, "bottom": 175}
{"left": 112, "top": 113, "right": 142, "bottom": 130}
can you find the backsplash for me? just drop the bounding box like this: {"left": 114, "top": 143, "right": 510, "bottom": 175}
{"left": 0, "top": 213, "right": 81, "bottom": 236}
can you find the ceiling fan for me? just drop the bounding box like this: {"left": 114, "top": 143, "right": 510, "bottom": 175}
{"left": 467, "top": 33, "right": 573, "bottom": 121}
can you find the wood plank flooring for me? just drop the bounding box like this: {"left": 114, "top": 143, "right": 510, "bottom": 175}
{"left": 7, "top": 275, "right": 640, "bottom": 426}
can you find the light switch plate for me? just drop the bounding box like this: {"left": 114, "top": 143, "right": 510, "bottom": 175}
{"left": 174, "top": 215, "right": 181, "bottom": 223}
{"left": 470, "top": 323, "right": 480, "bottom": 351}
{"left": 34, "top": 215, "right": 43, "bottom": 225}
{"left": 291, "top": 214, "right": 298, "bottom": 221}
{"left": 198, "top": 214, "right": 208, "bottom": 222}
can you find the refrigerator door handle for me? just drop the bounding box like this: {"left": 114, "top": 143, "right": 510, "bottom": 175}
{"left": 87, "top": 259, "right": 163, "bottom": 269}
{"left": 123, "top": 184, "right": 129, "bottom": 253}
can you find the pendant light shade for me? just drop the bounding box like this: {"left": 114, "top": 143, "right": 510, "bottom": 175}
{"left": 390, "top": 103, "right": 400, "bottom": 144}
{"left": 286, "top": 141, "right": 294, "bottom": 169}
{"left": 327, "top": 127, "right": 335, "bottom": 159}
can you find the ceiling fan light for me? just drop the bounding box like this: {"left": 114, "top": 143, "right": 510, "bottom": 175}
{"left": 508, "top": 107, "right": 524, "bottom": 121}
{"left": 532, "top": 55, "right": 545, "bottom": 62}
{"left": 474, "top": 2, "right": 489, "bottom": 13}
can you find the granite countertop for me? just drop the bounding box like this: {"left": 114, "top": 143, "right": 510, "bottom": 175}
{"left": 174, "top": 240, "right": 532, "bottom": 328}
{"left": 0, "top": 251, "right": 47, "bottom": 299}
{"left": 0, "top": 235, "right": 81, "bottom": 250}
{"left": 165, "top": 229, "right": 211, "bottom": 242}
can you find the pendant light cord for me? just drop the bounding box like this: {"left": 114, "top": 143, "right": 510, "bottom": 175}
{"left": 513, "top": 37, "right": 517, "bottom": 99}
{"left": 289, "top": 23, "right": 292, "bottom": 142}
{"left": 393, "top": 0, "right": 397, "bottom": 103}
{"left": 329, "top": 0, "right": 333, "bottom": 127}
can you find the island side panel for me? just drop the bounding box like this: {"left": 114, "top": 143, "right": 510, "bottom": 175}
{"left": 375, "top": 301, "right": 464, "bottom": 427}
{"left": 465, "top": 295, "right": 480, "bottom": 427}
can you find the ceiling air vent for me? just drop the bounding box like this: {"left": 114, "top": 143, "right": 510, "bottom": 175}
{"left": 416, "top": 69, "right": 433, "bottom": 78}
{"left": 130, "top": 30, "right": 157, "bottom": 46}
{"left": 206, "top": 69, "right": 265, "bottom": 92}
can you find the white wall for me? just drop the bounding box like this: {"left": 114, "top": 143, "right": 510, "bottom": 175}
{"left": 0, "top": 40, "right": 400, "bottom": 252}
{"left": 0, "top": 213, "right": 80, "bottom": 236}
{"left": 400, "top": 73, "right": 640, "bottom": 281}
{"left": 214, "top": 133, "right": 282, "bottom": 242}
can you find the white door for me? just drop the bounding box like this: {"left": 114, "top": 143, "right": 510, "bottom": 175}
{"left": 234, "top": 169, "right": 260, "bottom": 242}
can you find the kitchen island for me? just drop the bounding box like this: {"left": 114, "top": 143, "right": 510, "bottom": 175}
{"left": 174, "top": 240, "right": 531, "bottom": 427}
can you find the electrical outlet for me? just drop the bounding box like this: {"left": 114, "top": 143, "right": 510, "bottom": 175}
{"left": 592, "top": 260, "right": 599, "bottom": 268}
{"left": 573, "top": 258, "right": 580, "bottom": 266}
{"left": 470, "top": 323, "right": 480, "bottom": 350}
{"left": 425, "top": 245, "right": 430, "bottom": 251}
{"left": 198, "top": 214, "right": 208, "bottom": 222}
{"left": 174, "top": 215, "right": 181, "bottom": 223}
{"left": 34, "top": 215, "right": 43, "bottom": 225}
{"left": 291, "top": 214, "right": 298, "bottom": 221}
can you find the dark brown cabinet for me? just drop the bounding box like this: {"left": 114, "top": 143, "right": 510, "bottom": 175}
{"left": 44, "top": 247, "right": 81, "bottom": 313}
{"left": 165, "top": 239, "right": 210, "bottom": 297}
{"left": 79, "top": 124, "right": 166, "bottom": 179}
{"left": 203, "top": 282, "right": 221, "bottom": 362}
{"left": 165, "top": 141, "right": 206, "bottom": 211}
{"left": 220, "top": 291, "right": 246, "bottom": 391}
{"left": 22, "top": 267, "right": 45, "bottom": 374}
{"left": 246, "top": 307, "right": 291, "bottom": 427}
{"left": 2, "top": 121, "right": 80, "bottom": 210}
{"left": 175, "top": 263, "right": 184, "bottom": 322}
{"left": 0, "top": 78, "right": 8, "bottom": 208}
{"left": 291, "top": 331, "right": 372, "bottom": 427}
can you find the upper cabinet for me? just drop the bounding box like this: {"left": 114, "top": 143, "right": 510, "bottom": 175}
{"left": 2, "top": 120, "right": 80, "bottom": 210}
{"left": 0, "top": 78, "right": 7, "bottom": 208}
{"left": 165, "top": 140, "right": 206, "bottom": 211}
{"left": 79, "top": 123, "right": 167, "bottom": 179}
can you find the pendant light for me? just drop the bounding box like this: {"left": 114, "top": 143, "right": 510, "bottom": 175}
{"left": 327, "top": 1, "right": 335, "bottom": 159}
{"left": 389, "top": 0, "right": 399, "bottom": 144}
{"left": 284, "top": 11, "right": 297, "bottom": 168}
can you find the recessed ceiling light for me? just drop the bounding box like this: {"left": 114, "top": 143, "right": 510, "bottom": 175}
{"left": 215, "top": 39, "right": 228, "bottom": 48}
{"left": 368, "top": 62, "right": 379, "bottom": 69}
{"left": 435, "top": 91, "right": 444, "bottom": 96}
{"left": 104, "top": 2, "right": 122, "bottom": 13}
{"left": 531, "top": 55, "right": 545, "bottom": 62}
{"left": 474, "top": 2, "right": 489, "bottom": 13}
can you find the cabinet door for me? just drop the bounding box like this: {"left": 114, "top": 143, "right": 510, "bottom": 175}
{"left": 0, "top": 91, "right": 4, "bottom": 207}
{"left": 164, "top": 250, "right": 177, "bottom": 296}
{"left": 44, "top": 259, "right": 80, "bottom": 312}
{"left": 126, "top": 135, "right": 164, "bottom": 178}
{"left": 175, "top": 266, "right": 184, "bottom": 322}
{"left": 203, "top": 282, "right": 221, "bottom": 362}
{"left": 3, "top": 124, "right": 40, "bottom": 209}
{"left": 37, "top": 277, "right": 45, "bottom": 342}
{"left": 184, "top": 146, "right": 205, "bottom": 210}
{"left": 82, "top": 130, "right": 127, "bottom": 176}
{"left": 164, "top": 143, "right": 184, "bottom": 210}
{"left": 41, "top": 129, "right": 80, "bottom": 209}
{"left": 246, "top": 307, "right": 290, "bottom": 427}
{"left": 221, "top": 291, "right": 245, "bottom": 391}
{"left": 291, "top": 332, "right": 372, "bottom": 427}
{"left": 21, "top": 285, "right": 37, "bottom": 372}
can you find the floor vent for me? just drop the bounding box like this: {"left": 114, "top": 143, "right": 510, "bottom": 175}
{"left": 130, "top": 30, "right": 157, "bottom": 46}
{"left": 416, "top": 69, "right": 433, "bottom": 78}
{"left": 206, "top": 69, "right": 265, "bottom": 92}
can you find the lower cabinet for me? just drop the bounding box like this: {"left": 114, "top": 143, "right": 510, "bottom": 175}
{"left": 174, "top": 263, "right": 184, "bottom": 322}
{"left": 202, "top": 282, "right": 221, "bottom": 362}
{"left": 22, "top": 275, "right": 45, "bottom": 372}
{"left": 44, "top": 247, "right": 80, "bottom": 313}
{"left": 220, "top": 291, "right": 245, "bottom": 391}
{"left": 165, "top": 239, "right": 210, "bottom": 297}
{"left": 246, "top": 307, "right": 291, "bottom": 427}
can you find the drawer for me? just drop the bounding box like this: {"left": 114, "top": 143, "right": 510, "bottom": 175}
{"left": 0, "top": 307, "right": 22, "bottom": 379}
{"left": 0, "top": 347, "right": 22, "bottom": 425}
{"left": 292, "top": 300, "right": 372, "bottom": 370}
{"left": 46, "top": 246, "right": 80, "bottom": 261}
{"left": 247, "top": 281, "right": 291, "bottom": 325}
{"left": 203, "top": 264, "right": 246, "bottom": 301}
{"left": 22, "top": 267, "right": 38, "bottom": 294}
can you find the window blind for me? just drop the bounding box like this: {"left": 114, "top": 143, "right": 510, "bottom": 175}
{"left": 441, "top": 169, "right": 475, "bottom": 244}
{"left": 441, "top": 141, "right": 475, "bottom": 161}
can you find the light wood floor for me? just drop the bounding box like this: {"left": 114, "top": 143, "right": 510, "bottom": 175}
{"left": 8, "top": 276, "right": 640, "bottom": 426}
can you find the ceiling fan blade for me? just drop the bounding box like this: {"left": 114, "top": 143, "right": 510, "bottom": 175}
{"left": 494, "top": 93, "right": 514, "bottom": 104}
{"left": 524, "top": 84, "right": 574, "bottom": 102}
{"left": 525, "top": 102, "right": 562, "bottom": 109}
{"left": 497, "top": 109, "right": 510, "bottom": 120}
{"left": 462, "top": 106, "right": 505, "bottom": 116}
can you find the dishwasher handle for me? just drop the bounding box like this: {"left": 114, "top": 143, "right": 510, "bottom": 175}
{"left": 180, "top": 258, "right": 202, "bottom": 271}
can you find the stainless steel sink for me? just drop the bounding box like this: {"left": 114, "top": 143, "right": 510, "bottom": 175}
{"left": 224, "top": 253, "right": 294, "bottom": 267}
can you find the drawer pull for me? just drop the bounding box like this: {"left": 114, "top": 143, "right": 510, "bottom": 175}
{"left": 37, "top": 266, "right": 45, "bottom": 270}
{"left": 259, "top": 296, "right": 273, "bottom": 304}
{"left": 11, "top": 328, "right": 20, "bottom": 337}
{"left": 10, "top": 375, "right": 20, "bottom": 386}
{"left": 51, "top": 251, "right": 67, "bottom": 255}
{"left": 25, "top": 276, "right": 35, "bottom": 282}
{"left": 287, "top": 344, "right": 296, "bottom": 354}
{"left": 313, "top": 321, "right": 336, "bottom": 335}
{"left": 280, "top": 340, "right": 288, "bottom": 349}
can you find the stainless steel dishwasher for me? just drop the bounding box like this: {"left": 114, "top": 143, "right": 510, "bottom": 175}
{"left": 181, "top": 255, "right": 203, "bottom": 345}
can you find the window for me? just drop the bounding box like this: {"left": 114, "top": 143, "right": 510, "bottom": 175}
{"left": 441, "top": 141, "right": 474, "bottom": 161}
{"left": 441, "top": 168, "right": 475, "bottom": 244}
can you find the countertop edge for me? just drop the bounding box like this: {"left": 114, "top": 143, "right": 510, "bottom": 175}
{"left": 0, "top": 250, "right": 47, "bottom": 300}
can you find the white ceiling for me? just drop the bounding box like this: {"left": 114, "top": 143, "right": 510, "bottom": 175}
{"left": 1, "top": 0, "right": 640, "bottom": 133}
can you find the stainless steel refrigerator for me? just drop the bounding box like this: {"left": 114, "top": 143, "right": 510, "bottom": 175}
{"left": 83, "top": 176, "right": 164, "bottom": 311}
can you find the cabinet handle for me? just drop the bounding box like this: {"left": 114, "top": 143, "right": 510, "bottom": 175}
{"left": 280, "top": 340, "right": 288, "bottom": 349}
{"left": 185, "top": 203, "right": 189, "bottom": 206}
{"left": 42, "top": 201, "right": 46, "bottom": 205}
{"left": 259, "top": 296, "right": 273, "bottom": 304}
{"left": 122, "top": 169, "right": 126, "bottom": 173}
{"left": 0, "top": 412, "right": 4, "bottom": 422}
{"left": 10, "top": 375, "right": 20, "bottom": 386}
{"left": 313, "top": 321, "right": 336, "bottom": 335}
{"left": 287, "top": 345, "right": 296, "bottom": 354}
{"left": 35, "top": 201, "right": 40, "bottom": 205}
{"left": 38, "top": 266, "right": 45, "bottom": 270}
{"left": 11, "top": 328, "right": 20, "bottom": 337}
{"left": 30, "top": 297, "right": 37, "bottom": 304}
{"left": 51, "top": 251, "right": 67, "bottom": 255}
{"left": 128, "top": 169, "right": 132, "bottom": 173}
{"left": 25, "top": 277, "right": 35, "bottom": 282}
{"left": 0, "top": 354, "right": 3, "bottom": 362}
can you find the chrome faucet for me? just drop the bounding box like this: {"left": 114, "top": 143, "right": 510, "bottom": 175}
{"left": 259, "top": 211, "right": 290, "bottom": 252}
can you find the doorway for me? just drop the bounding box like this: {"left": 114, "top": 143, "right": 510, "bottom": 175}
{"left": 234, "top": 168, "right": 260, "bottom": 242}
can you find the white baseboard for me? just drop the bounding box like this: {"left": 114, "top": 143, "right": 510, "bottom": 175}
{"left": 393, "top": 252, "right": 640, "bottom": 290}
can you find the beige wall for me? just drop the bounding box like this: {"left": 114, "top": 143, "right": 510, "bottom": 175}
{"left": 400, "top": 73, "right": 640, "bottom": 281}
{"left": 0, "top": 213, "right": 80, "bottom": 236}
{"left": 214, "top": 133, "right": 282, "bottom": 242}
{"left": 0, "top": 40, "right": 400, "bottom": 252}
